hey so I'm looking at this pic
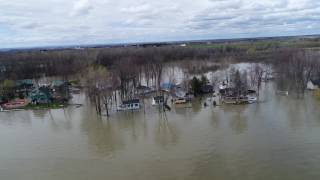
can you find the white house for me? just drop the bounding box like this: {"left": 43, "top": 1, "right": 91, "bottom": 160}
{"left": 307, "top": 79, "right": 320, "bottom": 90}
{"left": 117, "top": 99, "right": 141, "bottom": 111}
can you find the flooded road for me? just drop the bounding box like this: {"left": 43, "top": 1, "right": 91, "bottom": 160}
{"left": 1, "top": 82, "right": 320, "bottom": 180}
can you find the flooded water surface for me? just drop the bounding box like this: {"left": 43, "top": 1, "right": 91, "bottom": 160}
{"left": 1, "top": 83, "right": 320, "bottom": 180}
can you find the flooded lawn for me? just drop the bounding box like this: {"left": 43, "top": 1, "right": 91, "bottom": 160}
{"left": 1, "top": 83, "right": 320, "bottom": 180}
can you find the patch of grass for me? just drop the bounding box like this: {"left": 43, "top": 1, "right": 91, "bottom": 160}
{"left": 24, "top": 102, "right": 66, "bottom": 110}
{"left": 69, "top": 80, "right": 81, "bottom": 86}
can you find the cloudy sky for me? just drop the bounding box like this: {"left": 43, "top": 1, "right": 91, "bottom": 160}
{"left": 0, "top": 0, "right": 319, "bottom": 48}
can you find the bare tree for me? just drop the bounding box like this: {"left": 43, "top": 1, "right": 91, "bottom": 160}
{"left": 275, "top": 49, "right": 319, "bottom": 97}
{"left": 83, "top": 65, "right": 111, "bottom": 115}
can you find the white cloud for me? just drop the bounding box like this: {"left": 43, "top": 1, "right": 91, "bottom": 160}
{"left": 70, "top": 0, "right": 93, "bottom": 17}
{"left": 0, "top": 0, "right": 319, "bottom": 48}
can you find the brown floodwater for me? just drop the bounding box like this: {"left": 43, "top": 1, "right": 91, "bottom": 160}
{"left": 0, "top": 82, "right": 320, "bottom": 180}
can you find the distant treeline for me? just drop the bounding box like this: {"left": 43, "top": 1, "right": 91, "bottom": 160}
{"left": 1, "top": 37, "right": 319, "bottom": 81}
{"left": 0, "top": 46, "right": 271, "bottom": 81}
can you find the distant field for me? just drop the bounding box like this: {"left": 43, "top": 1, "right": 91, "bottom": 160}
{"left": 188, "top": 38, "right": 320, "bottom": 52}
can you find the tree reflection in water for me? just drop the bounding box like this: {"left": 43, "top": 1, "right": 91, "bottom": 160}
{"left": 80, "top": 107, "right": 125, "bottom": 157}
{"left": 155, "top": 110, "right": 179, "bottom": 148}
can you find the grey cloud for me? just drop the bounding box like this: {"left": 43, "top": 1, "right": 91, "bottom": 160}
{"left": 20, "top": 22, "right": 40, "bottom": 29}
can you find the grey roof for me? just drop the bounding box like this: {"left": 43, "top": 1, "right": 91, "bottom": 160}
{"left": 123, "top": 99, "right": 140, "bottom": 104}
{"left": 137, "top": 85, "right": 151, "bottom": 90}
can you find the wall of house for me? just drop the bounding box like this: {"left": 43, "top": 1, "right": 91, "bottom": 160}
{"left": 307, "top": 81, "right": 319, "bottom": 90}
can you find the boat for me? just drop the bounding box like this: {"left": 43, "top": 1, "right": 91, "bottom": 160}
{"left": 248, "top": 96, "right": 258, "bottom": 104}
{"left": 2, "top": 99, "right": 28, "bottom": 110}
{"left": 117, "top": 99, "right": 141, "bottom": 111}
{"left": 173, "top": 98, "right": 187, "bottom": 104}
{"left": 0, "top": 107, "right": 10, "bottom": 112}
{"left": 152, "top": 96, "right": 164, "bottom": 106}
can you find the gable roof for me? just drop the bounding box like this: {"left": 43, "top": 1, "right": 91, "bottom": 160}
{"left": 136, "top": 85, "right": 151, "bottom": 90}
{"left": 16, "top": 79, "right": 33, "bottom": 86}
{"left": 311, "top": 79, "right": 320, "bottom": 86}
{"left": 52, "top": 80, "right": 66, "bottom": 87}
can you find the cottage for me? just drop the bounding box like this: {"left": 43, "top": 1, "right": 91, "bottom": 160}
{"left": 136, "top": 85, "right": 155, "bottom": 95}
{"left": 161, "top": 83, "right": 174, "bottom": 92}
{"left": 219, "top": 88, "right": 236, "bottom": 96}
{"left": 175, "top": 89, "right": 187, "bottom": 98}
{"left": 307, "top": 79, "right": 320, "bottom": 90}
{"left": 117, "top": 99, "right": 141, "bottom": 111}
{"left": 201, "top": 84, "right": 214, "bottom": 94}
{"left": 15, "top": 79, "right": 34, "bottom": 93}
{"left": 51, "top": 80, "right": 70, "bottom": 101}
{"left": 152, "top": 96, "right": 164, "bottom": 106}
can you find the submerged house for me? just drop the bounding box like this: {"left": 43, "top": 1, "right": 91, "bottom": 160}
{"left": 16, "top": 79, "right": 34, "bottom": 89}
{"left": 307, "top": 79, "right": 320, "bottom": 90}
{"left": 29, "top": 87, "right": 52, "bottom": 104}
{"left": 15, "top": 79, "right": 34, "bottom": 96}
{"left": 219, "top": 88, "right": 237, "bottom": 96}
{"left": 161, "top": 83, "right": 175, "bottom": 92}
{"left": 51, "top": 80, "right": 70, "bottom": 101}
{"left": 117, "top": 99, "right": 141, "bottom": 111}
{"left": 201, "top": 84, "right": 214, "bottom": 94}
{"left": 51, "top": 80, "right": 68, "bottom": 91}
{"left": 152, "top": 96, "right": 164, "bottom": 106}
{"left": 172, "top": 84, "right": 194, "bottom": 103}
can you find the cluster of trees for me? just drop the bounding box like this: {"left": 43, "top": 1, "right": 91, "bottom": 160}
{"left": 0, "top": 80, "right": 16, "bottom": 101}
{"left": 82, "top": 65, "right": 118, "bottom": 116}
{"left": 190, "top": 75, "right": 209, "bottom": 96}
{"left": 275, "top": 49, "right": 320, "bottom": 96}
{"left": 0, "top": 49, "right": 98, "bottom": 81}
{"left": 0, "top": 43, "right": 275, "bottom": 82}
